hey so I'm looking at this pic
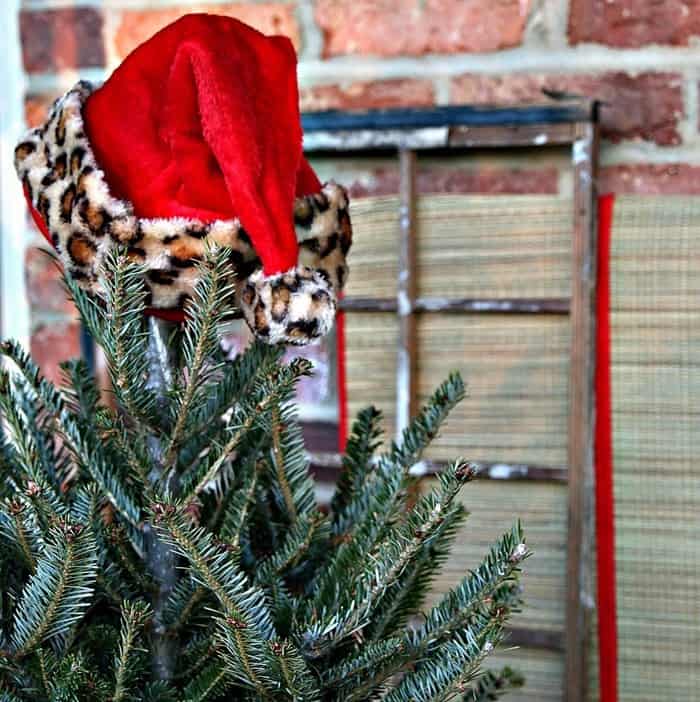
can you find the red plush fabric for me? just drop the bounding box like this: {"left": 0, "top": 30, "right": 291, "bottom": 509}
{"left": 24, "top": 187, "right": 52, "bottom": 246}
{"left": 595, "top": 193, "right": 618, "bottom": 702}
{"left": 84, "top": 13, "right": 321, "bottom": 276}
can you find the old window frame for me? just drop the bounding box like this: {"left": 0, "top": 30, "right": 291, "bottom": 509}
{"left": 303, "top": 101, "right": 600, "bottom": 702}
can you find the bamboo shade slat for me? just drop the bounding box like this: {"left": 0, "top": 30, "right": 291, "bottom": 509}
{"left": 416, "top": 313, "right": 570, "bottom": 466}
{"left": 344, "top": 193, "right": 575, "bottom": 698}
{"left": 345, "top": 195, "right": 573, "bottom": 301}
{"left": 606, "top": 196, "right": 700, "bottom": 702}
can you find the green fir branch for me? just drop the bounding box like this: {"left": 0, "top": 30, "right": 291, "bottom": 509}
{"left": 113, "top": 600, "right": 151, "bottom": 702}
{"left": 0, "top": 341, "right": 143, "bottom": 536}
{"left": 407, "top": 523, "right": 528, "bottom": 657}
{"left": 330, "top": 405, "right": 384, "bottom": 531}
{"left": 181, "top": 661, "right": 233, "bottom": 702}
{"left": 465, "top": 666, "right": 525, "bottom": 701}
{"left": 385, "top": 614, "right": 503, "bottom": 702}
{"left": 302, "top": 460, "right": 475, "bottom": 659}
{"left": 10, "top": 521, "right": 97, "bottom": 658}
{"left": 164, "top": 246, "right": 237, "bottom": 467}
{"left": 180, "top": 358, "right": 313, "bottom": 500}
{"left": 67, "top": 248, "right": 158, "bottom": 430}
{"left": 154, "top": 508, "right": 285, "bottom": 695}
{"left": 265, "top": 400, "right": 317, "bottom": 524}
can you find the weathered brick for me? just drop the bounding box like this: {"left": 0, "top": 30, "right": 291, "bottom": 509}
{"left": 25, "top": 247, "right": 77, "bottom": 317}
{"left": 600, "top": 164, "right": 700, "bottom": 195}
{"left": 450, "top": 73, "right": 683, "bottom": 145}
{"left": 300, "top": 79, "right": 435, "bottom": 111}
{"left": 114, "top": 4, "right": 300, "bottom": 60}
{"left": 24, "top": 93, "right": 61, "bottom": 128}
{"left": 569, "top": 0, "right": 700, "bottom": 48}
{"left": 30, "top": 322, "right": 81, "bottom": 386}
{"left": 347, "top": 165, "right": 559, "bottom": 198}
{"left": 314, "top": 0, "right": 530, "bottom": 57}
{"left": 20, "top": 8, "right": 104, "bottom": 73}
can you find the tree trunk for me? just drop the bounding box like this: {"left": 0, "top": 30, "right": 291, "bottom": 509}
{"left": 144, "top": 316, "right": 180, "bottom": 682}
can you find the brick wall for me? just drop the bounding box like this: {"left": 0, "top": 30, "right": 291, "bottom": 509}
{"left": 15, "top": 0, "right": 700, "bottom": 378}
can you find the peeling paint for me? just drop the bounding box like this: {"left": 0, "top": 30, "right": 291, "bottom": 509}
{"left": 397, "top": 290, "right": 412, "bottom": 316}
{"left": 573, "top": 138, "right": 589, "bottom": 165}
{"left": 488, "top": 463, "right": 528, "bottom": 479}
{"left": 409, "top": 461, "right": 428, "bottom": 477}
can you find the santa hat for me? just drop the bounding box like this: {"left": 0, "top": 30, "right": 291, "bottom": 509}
{"left": 14, "top": 13, "right": 351, "bottom": 345}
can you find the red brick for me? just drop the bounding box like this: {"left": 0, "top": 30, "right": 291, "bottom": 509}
{"left": 347, "top": 165, "right": 559, "bottom": 198}
{"left": 25, "top": 247, "right": 77, "bottom": 317}
{"left": 314, "top": 0, "right": 530, "bottom": 57}
{"left": 600, "top": 164, "right": 700, "bottom": 195}
{"left": 450, "top": 73, "right": 683, "bottom": 145}
{"left": 30, "top": 322, "right": 81, "bottom": 386}
{"left": 300, "top": 79, "right": 435, "bottom": 111}
{"left": 114, "top": 4, "right": 300, "bottom": 60}
{"left": 24, "top": 93, "right": 61, "bottom": 129}
{"left": 569, "top": 0, "right": 700, "bottom": 48}
{"left": 20, "top": 8, "right": 104, "bottom": 73}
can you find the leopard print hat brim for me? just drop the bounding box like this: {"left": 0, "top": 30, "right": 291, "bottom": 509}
{"left": 14, "top": 81, "right": 352, "bottom": 346}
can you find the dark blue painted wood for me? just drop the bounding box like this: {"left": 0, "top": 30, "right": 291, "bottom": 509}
{"left": 301, "top": 103, "right": 595, "bottom": 132}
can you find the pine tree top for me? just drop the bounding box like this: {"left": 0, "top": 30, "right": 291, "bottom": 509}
{"left": 0, "top": 247, "right": 527, "bottom": 701}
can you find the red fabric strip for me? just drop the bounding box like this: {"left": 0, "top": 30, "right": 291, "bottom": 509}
{"left": 336, "top": 301, "right": 348, "bottom": 452}
{"left": 595, "top": 193, "right": 618, "bottom": 702}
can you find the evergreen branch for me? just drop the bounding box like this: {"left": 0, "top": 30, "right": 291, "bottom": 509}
{"left": 113, "top": 600, "right": 151, "bottom": 702}
{"left": 258, "top": 512, "right": 328, "bottom": 581}
{"left": 270, "top": 406, "right": 297, "bottom": 520}
{"left": 155, "top": 505, "right": 273, "bottom": 639}
{"left": 265, "top": 401, "right": 316, "bottom": 523}
{"left": 182, "top": 359, "right": 313, "bottom": 499}
{"left": 154, "top": 508, "right": 285, "bottom": 696}
{"left": 164, "top": 246, "right": 237, "bottom": 467}
{"left": 97, "top": 413, "right": 154, "bottom": 501}
{"left": 465, "top": 666, "right": 525, "bottom": 701}
{"left": 178, "top": 342, "right": 282, "bottom": 468}
{"left": 407, "top": 523, "right": 528, "bottom": 657}
{"left": 141, "top": 680, "right": 179, "bottom": 702}
{"left": 62, "top": 272, "right": 106, "bottom": 347}
{"left": 0, "top": 504, "right": 41, "bottom": 574}
{"left": 0, "top": 340, "right": 143, "bottom": 536}
{"left": 68, "top": 249, "right": 158, "bottom": 429}
{"left": 153, "top": 508, "right": 274, "bottom": 637}
{"left": 59, "top": 359, "right": 99, "bottom": 423}
{"left": 34, "top": 649, "right": 51, "bottom": 700}
{"left": 269, "top": 640, "right": 322, "bottom": 702}
{"left": 330, "top": 405, "right": 383, "bottom": 527}
{"left": 321, "top": 637, "right": 403, "bottom": 692}
{"left": 215, "top": 621, "right": 275, "bottom": 699}
{"left": 218, "top": 463, "right": 260, "bottom": 548}
{"left": 302, "top": 461, "right": 475, "bottom": 659}
{"left": 163, "top": 575, "right": 209, "bottom": 634}
{"left": 333, "top": 373, "right": 465, "bottom": 547}
{"left": 172, "top": 635, "right": 217, "bottom": 683}
{"left": 385, "top": 615, "right": 503, "bottom": 702}
{"left": 367, "top": 504, "right": 466, "bottom": 643}
{"left": 10, "top": 521, "right": 97, "bottom": 657}
{"left": 0, "top": 371, "right": 68, "bottom": 510}
{"left": 181, "top": 661, "right": 232, "bottom": 702}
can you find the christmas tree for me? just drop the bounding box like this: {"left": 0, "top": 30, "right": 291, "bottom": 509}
{"left": 0, "top": 246, "right": 528, "bottom": 700}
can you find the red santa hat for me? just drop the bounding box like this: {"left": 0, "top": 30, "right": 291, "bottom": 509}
{"left": 14, "top": 13, "right": 351, "bottom": 345}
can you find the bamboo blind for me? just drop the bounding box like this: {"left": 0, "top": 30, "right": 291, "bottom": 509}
{"left": 602, "top": 196, "right": 700, "bottom": 702}
{"left": 343, "top": 194, "right": 574, "bottom": 699}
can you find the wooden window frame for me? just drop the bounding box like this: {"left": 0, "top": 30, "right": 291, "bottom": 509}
{"left": 302, "top": 101, "right": 600, "bottom": 702}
